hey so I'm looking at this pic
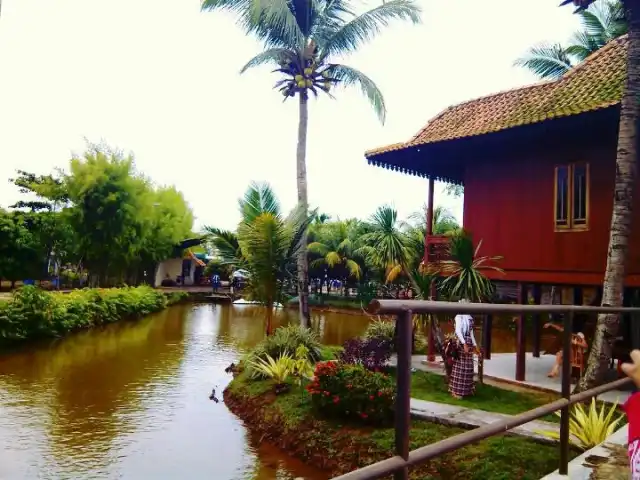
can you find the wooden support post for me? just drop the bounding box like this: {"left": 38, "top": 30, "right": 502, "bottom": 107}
{"left": 427, "top": 283, "right": 437, "bottom": 362}
{"left": 483, "top": 314, "right": 492, "bottom": 360}
{"left": 394, "top": 310, "right": 412, "bottom": 480}
{"left": 424, "top": 178, "right": 435, "bottom": 264}
{"left": 516, "top": 282, "right": 527, "bottom": 382}
{"left": 532, "top": 284, "right": 542, "bottom": 358}
{"left": 573, "top": 286, "right": 584, "bottom": 306}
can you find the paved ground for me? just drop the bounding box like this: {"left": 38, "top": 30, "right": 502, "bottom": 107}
{"left": 410, "top": 397, "right": 559, "bottom": 444}
{"left": 404, "top": 352, "right": 632, "bottom": 404}
{"left": 540, "top": 424, "right": 629, "bottom": 480}
{"left": 481, "top": 353, "right": 632, "bottom": 404}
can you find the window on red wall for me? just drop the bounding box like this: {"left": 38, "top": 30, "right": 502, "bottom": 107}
{"left": 554, "top": 163, "right": 589, "bottom": 231}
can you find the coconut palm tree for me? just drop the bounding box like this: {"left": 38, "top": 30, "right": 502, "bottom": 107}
{"left": 515, "top": 0, "right": 626, "bottom": 79}
{"left": 559, "top": 0, "right": 640, "bottom": 392}
{"left": 205, "top": 182, "right": 312, "bottom": 336}
{"left": 200, "top": 0, "right": 422, "bottom": 328}
{"left": 358, "top": 205, "right": 419, "bottom": 290}
{"left": 308, "top": 219, "right": 364, "bottom": 293}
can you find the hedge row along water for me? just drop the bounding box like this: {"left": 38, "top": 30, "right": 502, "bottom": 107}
{"left": 0, "top": 286, "right": 188, "bottom": 342}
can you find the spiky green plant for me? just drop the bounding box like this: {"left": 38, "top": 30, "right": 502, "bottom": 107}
{"left": 439, "top": 230, "right": 503, "bottom": 303}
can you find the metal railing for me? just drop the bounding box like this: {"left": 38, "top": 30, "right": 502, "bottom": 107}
{"left": 332, "top": 300, "right": 640, "bottom": 480}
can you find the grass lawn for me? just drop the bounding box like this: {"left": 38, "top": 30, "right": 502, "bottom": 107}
{"left": 225, "top": 371, "right": 575, "bottom": 479}
{"left": 387, "top": 368, "right": 561, "bottom": 423}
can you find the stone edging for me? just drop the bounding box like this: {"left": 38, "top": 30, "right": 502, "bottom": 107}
{"left": 539, "top": 424, "right": 628, "bottom": 480}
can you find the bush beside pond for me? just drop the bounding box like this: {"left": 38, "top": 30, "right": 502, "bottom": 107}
{"left": 224, "top": 371, "right": 573, "bottom": 479}
{"left": 0, "top": 285, "right": 186, "bottom": 343}
{"left": 225, "top": 326, "right": 575, "bottom": 478}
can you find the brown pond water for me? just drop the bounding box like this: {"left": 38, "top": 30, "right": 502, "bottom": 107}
{"left": 0, "top": 303, "right": 540, "bottom": 480}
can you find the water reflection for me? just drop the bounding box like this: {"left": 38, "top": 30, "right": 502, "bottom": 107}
{"left": 0, "top": 303, "right": 532, "bottom": 480}
{"left": 0, "top": 304, "right": 370, "bottom": 480}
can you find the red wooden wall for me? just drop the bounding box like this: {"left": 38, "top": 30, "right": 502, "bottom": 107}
{"left": 462, "top": 139, "right": 640, "bottom": 286}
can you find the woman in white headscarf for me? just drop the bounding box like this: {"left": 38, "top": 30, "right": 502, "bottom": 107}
{"left": 449, "top": 299, "right": 479, "bottom": 399}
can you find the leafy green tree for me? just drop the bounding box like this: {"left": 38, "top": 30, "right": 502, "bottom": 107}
{"left": 201, "top": 0, "right": 422, "bottom": 327}
{"left": 65, "top": 144, "right": 194, "bottom": 286}
{"left": 515, "top": 0, "right": 626, "bottom": 79}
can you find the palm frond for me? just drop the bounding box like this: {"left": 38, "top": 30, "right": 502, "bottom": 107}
{"left": 240, "top": 48, "right": 297, "bottom": 73}
{"left": 344, "top": 258, "right": 362, "bottom": 279}
{"left": 239, "top": 181, "right": 281, "bottom": 224}
{"left": 327, "top": 64, "right": 386, "bottom": 122}
{"left": 513, "top": 43, "right": 574, "bottom": 79}
{"left": 201, "top": 0, "right": 304, "bottom": 49}
{"left": 307, "top": 241, "right": 330, "bottom": 256}
{"left": 566, "top": 31, "right": 601, "bottom": 61}
{"left": 319, "top": 0, "right": 421, "bottom": 59}
{"left": 577, "top": 0, "right": 627, "bottom": 43}
{"left": 203, "top": 226, "right": 241, "bottom": 265}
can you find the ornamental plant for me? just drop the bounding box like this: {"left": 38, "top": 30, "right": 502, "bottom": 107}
{"left": 339, "top": 337, "right": 393, "bottom": 371}
{"left": 306, "top": 361, "right": 395, "bottom": 425}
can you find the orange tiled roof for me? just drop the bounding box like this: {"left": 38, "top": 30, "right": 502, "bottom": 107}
{"left": 365, "top": 35, "right": 627, "bottom": 159}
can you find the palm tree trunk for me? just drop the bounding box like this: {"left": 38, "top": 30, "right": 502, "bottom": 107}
{"left": 296, "top": 93, "right": 311, "bottom": 327}
{"left": 265, "top": 302, "right": 274, "bottom": 336}
{"left": 576, "top": 1, "right": 640, "bottom": 392}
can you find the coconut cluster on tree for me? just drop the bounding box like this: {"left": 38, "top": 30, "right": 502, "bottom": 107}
{"left": 275, "top": 43, "right": 337, "bottom": 99}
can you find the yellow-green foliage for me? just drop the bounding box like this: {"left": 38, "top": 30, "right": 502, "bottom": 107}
{"left": 538, "top": 399, "right": 624, "bottom": 451}
{"left": 0, "top": 285, "right": 169, "bottom": 342}
{"left": 249, "top": 352, "right": 295, "bottom": 384}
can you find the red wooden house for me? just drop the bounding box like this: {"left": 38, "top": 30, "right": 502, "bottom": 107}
{"left": 364, "top": 35, "right": 640, "bottom": 380}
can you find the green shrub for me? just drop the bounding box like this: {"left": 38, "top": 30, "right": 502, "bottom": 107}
{"left": 363, "top": 319, "right": 395, "bottom": 342}
{"left": 165, "top": 291, "right": 189, "bottom": 305}
{"left": 364, "top": 319, "right": 428, "bottom": 354}
{"left": 246, "top": 324, "right": 322, "bottom": 378}
{"left": 307, "top": 361, "right": 395, "bottom": 425}
{"left": 0, "top": 285, "right": 168, "bottom": 342}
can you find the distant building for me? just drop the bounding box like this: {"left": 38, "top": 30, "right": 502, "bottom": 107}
{"left": 154, "top": 238, "right": 207, "bottom": 287}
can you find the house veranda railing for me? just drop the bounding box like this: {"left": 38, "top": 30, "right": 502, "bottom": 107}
{"left": 331, "top": 300, "right": 640, "bottom": 480}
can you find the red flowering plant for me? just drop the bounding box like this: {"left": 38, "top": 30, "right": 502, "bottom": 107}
{"left": 306, "top": 361, "right": 394, "bottom": 425}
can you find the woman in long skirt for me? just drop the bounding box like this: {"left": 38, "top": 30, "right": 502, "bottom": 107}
{"left": 449, "top": 305, "right": 478, "bottom": 399}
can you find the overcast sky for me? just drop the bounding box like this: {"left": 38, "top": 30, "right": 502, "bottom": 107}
{"left": 0, "top": 0, "right": 580, "bottom": 231}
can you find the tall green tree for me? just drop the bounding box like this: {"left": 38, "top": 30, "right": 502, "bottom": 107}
{"left": 516, "top": 0, "right": 626, "bottom": 79}
{"left": 201, "top": 0, "right": 422, "bottom": 327}
{"left": 65, "top": 144, "right": 193, "bottom": 286}
{"left": 559, "top": 0, "right": 640, "bottom": 392}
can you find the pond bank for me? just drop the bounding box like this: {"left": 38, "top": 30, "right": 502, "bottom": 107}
{"left": 224, "top": 371, "right": 573, "bottom": 479}
{"left": 0, "top": 286, "right": 188, "bottom": 345}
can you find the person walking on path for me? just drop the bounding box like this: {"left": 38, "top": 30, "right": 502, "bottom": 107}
{"left": 448, "top": 299, "right": 480, "bottom": 399}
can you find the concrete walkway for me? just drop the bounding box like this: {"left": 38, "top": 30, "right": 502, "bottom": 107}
{"left": 410, "top": 397, "right": 559, "bottom": 444}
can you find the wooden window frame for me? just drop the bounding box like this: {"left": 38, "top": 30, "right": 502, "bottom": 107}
{"left": 554, "top": 162, "right": 590, "bottom": 232}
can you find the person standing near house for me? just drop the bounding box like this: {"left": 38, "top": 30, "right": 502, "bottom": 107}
{"left": 449, "top": 299, "right": 480, "bottom": 399}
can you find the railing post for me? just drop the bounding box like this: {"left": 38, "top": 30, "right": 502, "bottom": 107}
{"left": 483, "top": 313, "right": 492, "bottom": 360}
{"left": 395, "top": 310, "right": 412, "bottom": 480}
{"left": 559, "top": 310, "right": 573, "bottom": 475}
